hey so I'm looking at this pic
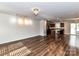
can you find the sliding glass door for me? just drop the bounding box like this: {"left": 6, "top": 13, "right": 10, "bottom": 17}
{"left": 76, "top": 23, "right": 79, "bottom": 35}
{"left": 70, "top": 23, "right": 76, "bottom": 35}
{"left": 70, "top": 23, "right": 79, "bottom": 35}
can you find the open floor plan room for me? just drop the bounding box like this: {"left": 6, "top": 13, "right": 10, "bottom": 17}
{"left": 0, "top": 2, "right": 79, "bottom": 56}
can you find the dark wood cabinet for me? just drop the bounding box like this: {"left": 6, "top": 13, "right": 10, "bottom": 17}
{"left": 60, "top": 23, "right": 64, "bottom": 27}
{"left": 50, "top": 23, "right": 55, "bottom": 27}
{"left": 46, "top": 21, "right": 65, "bottom": 36}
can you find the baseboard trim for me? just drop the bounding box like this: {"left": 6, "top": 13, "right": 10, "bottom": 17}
{"left": 0, "top": 35, "right": 42, "bottom": 47}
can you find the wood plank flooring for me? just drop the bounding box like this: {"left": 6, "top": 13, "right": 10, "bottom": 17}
{"left": 0, "top": 35, "right": 79, "bottom": 56}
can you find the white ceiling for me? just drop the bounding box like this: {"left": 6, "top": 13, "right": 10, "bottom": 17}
{"left": 0, "top": 2, "right": 79, "bottom": 20}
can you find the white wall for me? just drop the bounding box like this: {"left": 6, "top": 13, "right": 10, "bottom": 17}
{"left": 0, "top": 13, "right": 40, "bottom": 44}
{"left": 40, "top": 20, "right": 47, "bottom": 36}
{"left": 64, "top": 22, "right": 70, "bottom": 35}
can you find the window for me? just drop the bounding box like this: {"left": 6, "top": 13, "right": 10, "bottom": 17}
{"left": 70, "top": 23, "right": 79, "bottom": 35}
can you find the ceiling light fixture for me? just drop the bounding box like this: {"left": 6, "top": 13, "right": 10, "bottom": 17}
{"left": 56, "top": 17, "right": 61, "bottom": 22}
{"left": 32, "top": 7, "right": 40, "bottom": 16}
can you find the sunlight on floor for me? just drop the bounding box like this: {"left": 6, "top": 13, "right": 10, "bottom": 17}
{"left": 69, "top": 35, "right": 79, "bottom": 48}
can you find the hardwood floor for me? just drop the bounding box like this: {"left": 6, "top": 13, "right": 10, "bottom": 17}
{"left": 0, "top": 35, "right": 79, "bottom": 56}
